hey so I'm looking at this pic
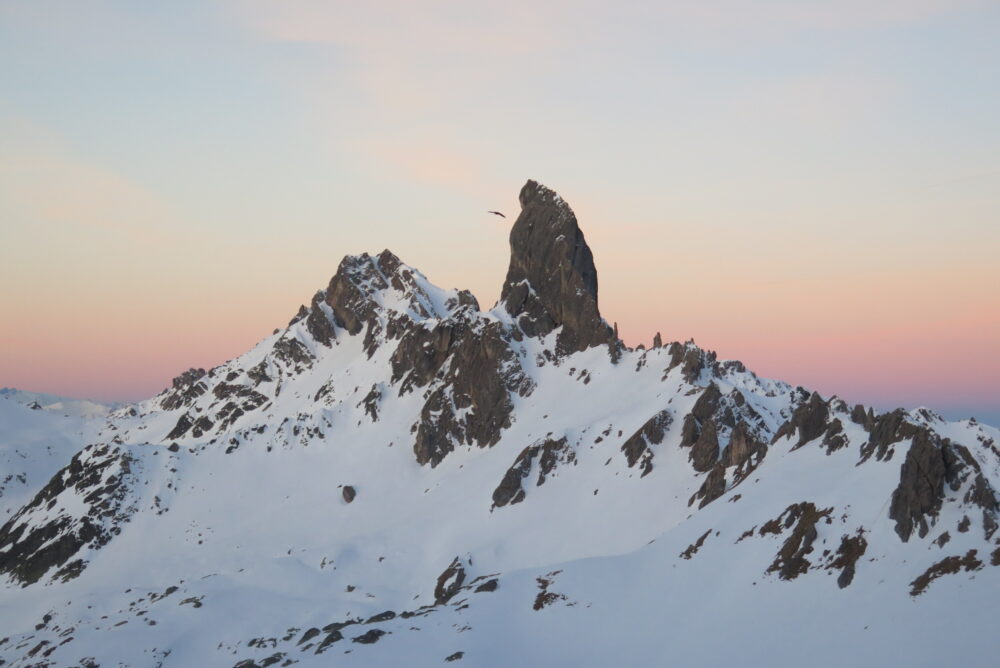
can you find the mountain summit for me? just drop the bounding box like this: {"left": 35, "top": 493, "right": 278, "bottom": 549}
{"left": 1, "top": 181, "right": 999, "bottom": 667}
{"left": 501, "top": 180, "right": 613, "bottom": 354}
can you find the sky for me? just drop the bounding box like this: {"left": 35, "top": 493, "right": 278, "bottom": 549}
{"left": 0, "top": 1, "right": 998, "bottom": 426}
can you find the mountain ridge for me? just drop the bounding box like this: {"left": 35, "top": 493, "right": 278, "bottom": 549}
{"left": 0, "top": 180, "right": 998, "bottom": 667}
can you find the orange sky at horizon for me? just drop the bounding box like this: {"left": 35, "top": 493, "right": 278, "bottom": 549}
{"left": 1, "top": 1, "right": 998, "bottom": 424}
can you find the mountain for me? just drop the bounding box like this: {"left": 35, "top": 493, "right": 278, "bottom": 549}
{"left": 0, "top": 398, "right": 107, "bottom": 522}
{"left": 0, "top": 388, "right": 126, "bottom": 420}
{"left": 1, "top": 180, "right": 998, "bottom": 667}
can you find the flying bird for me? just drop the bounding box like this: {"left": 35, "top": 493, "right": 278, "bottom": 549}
{"left": 487, "top": 211, "right": 506, "bottom": 218}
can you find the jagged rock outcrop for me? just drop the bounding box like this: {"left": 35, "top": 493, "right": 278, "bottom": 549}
{"left": 774, "top": 391, "right": 829, "bottom": 448}
{"left": 860, "top": 409, "right": 922, "bottom": 462}
{"left": 620, "top": 410, "right": 672, "bottom": 476}
{"left": 405, "top": 320, "right": 534, "bottom": 467}
{"left": 493, "top": 437, "right": 574, "bottom": 508}
{"left": 690, "top": 420, "right": 768, "bottom": 508}
{"left": 889, "top": 432, "right": 1000, "bottom": 541}
{"left": 161, "top": 368, "right": 208, "bottom": 411}
{"left": 763, "top": 502, "right": 833, "bottom": 581}
{"left": 434, "top": 557, "right": 467, "bottom": 604}
{"left": 0, "top": 444, "right": 137, "bottom": 586}
{"left": 500, "top": 180, "right": 613, "bottom": 356}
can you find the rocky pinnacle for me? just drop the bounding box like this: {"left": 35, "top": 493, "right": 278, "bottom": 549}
{"left": 500, "top": 180, "right": 614, "bottom": 355}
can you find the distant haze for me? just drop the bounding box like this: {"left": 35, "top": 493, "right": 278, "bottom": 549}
{"left": 1, "top": 1, "right": 997, "bottom": 427}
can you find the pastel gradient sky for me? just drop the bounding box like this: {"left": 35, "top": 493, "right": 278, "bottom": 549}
{"left": 1, "top": 1, "right": 998, "bottom": 425}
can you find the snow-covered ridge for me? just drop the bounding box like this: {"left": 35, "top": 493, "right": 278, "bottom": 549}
{"left": 0, "top": 388, "right": 126, "bottom": 420}
{"left": 1, "top": 181, "right": 999, "bottom": 667}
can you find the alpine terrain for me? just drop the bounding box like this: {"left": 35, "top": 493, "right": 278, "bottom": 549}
{"left": 1, "top": 181, "right": 998, "bottom": 667}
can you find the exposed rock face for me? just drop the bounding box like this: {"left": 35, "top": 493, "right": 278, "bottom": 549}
{"left": 403, "top": 320, "right": 534, "bottom": 468}
{"left": 342, "top": 486, "right": 356, "bottom": 504}
{"left": 860, "top": 409, "right": 921, "bottom": 462}
{"left": 829, "top": 531, "right": 868, "bottom": 588}
{"left": 0, "top": 444, "right": 137, "bottom": 585}
{"left": 888, "top": 431, "right": 947, "bottom": 541}
{"left": 721, "top": 421, "right": 766, "bottom": 472}
{"left": 690, "top": 421, "right": 768, "bottom": 509}
{"left": 909, "top": 550, "right": 983, "bottom": 596}
{"left": 172, "top": 368, "right": 207, "bottom": 389}
{"left": 500, "top": 180, "right": 613, "bottom": 356}
{"left": 434, "top": 557, "right": 467, "bottom": 605}
{"left": 762, "top": 502, "right": 833, "bottom": 581}
{"left": 888, "top": 431, "right": 1000, "bottom": 542}
{"left": 493, "top": 437, "right": 574, "bottom": 508}
{"left": 161, "top": 368, "right": 208, "bottom": 411}
{"left": 691, "top": 467, "right": 726, "bottom": 509}
{"left": 774, "top": 391, "right": 829, "bottom": 448}
{"left": 620, "top": 410, "right": 672, "bottom": 476}
{"left": 690, "top": 420, "right": 720, "bottom": 473}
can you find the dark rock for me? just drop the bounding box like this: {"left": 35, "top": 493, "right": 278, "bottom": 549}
{"left": 492, "top": 437, "right": 573, "bottom": 508}
{"left": 474, "top": 579, "right": 498, "bottom": 593}
{"left": 764, "top": 502, "right": 833, "bottom": 580}
{"left": 500, "top": 180, "right": 613, "bottom": 356}
{"left": 691, "top": 465, "right": 726, "bottom": 509}
{"left": 773, "top": 392, "right": 828, "bottom": 448}
{"left": 829, "top": 530, "right": 868, "bottom": 588}
{"left": 850, "top": 404, "right": 875, "bottom": 430}
{"left": 620, "top": 410, "right": 672, "bottom": 477}
{"left": 351, "top": 629, "right": 386, "bottom": 644}
{"left": 888, "top": 432, "right": 946, "bottom": 541}
{"left": 653, "top": 332, "right": 663, "bottom": 349}
{"left": 360, "top": 385, "right": 381, "bottom": 421}
{"left": 679, "top": 414, "right": 700, "bottom": 449}
{"left": 691, "top": 383, "right": 722, "bottom": 422}
{"left": 532, "top": 573, "right": 568, "bottom": 610}
{"left": 162, "top": 368, "right": 208, "bottom": 411}
{"left": 0, "top": 444, "right": 136, "bottom": 585}
{"left": 172, "top": 368, "right": 207, "bottom": 390}
{"left": 909, "top": 550, "right": 982, "bottom": 596}
{"left": 401, "top": 319, "right": 532, "bottom": 467}
{"left": 190, "top": 416, "right": 214, "bottom": 439}
{"left": 680, "top": 346, "right": 714, "bottom": 383}
{"left": 434, "top": 557, "right": 466, "bottom": 605}
{"left": 721, "top": 421, "right": 767, "bottom": 482}
{"left": 860, "top": 409, "right": 921, "bottom": 462}
{"left": 365, "top": 611, "right": 396, "bottom": 624}
{"left": 680, "top": 530, "right": 711, "bottom": 559}
{"left": 166, "top": 413, "right": 194, "bottom": 440}
{"left": 445, "top": 651, "right": 465, "bottom": 662}
{"left": 821, "top": 419, "right": 847, "bottom": 454}
{"left": 271, "top": 338, "right": 315, "bottom": 371}
{"left": 305, "top": 291, "right": 336, "bottom": 347}
{"left": 297, "top": 628, "right": 320, "bottom": 646}
{"left": 342, "top": 486, "right": 356, "bottom": 504}
{"left": 689, "top": 419, "right": 720, "bottom": 473}
{"left": 887, "top": 432, "right": 999, "bottom": 542}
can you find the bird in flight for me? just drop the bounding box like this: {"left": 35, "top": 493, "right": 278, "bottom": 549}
{"left": 487, "top": 211, "right": 506, "bottom": 218}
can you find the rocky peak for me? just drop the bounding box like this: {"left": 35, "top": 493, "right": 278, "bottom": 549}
{"left": 500, "top": 180, "right": 614, "bottom": 355}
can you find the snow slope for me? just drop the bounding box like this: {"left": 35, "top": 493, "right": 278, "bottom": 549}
{"left": 0, "top": 396, "right": 106, "bottom": 518}
{"left": 0, "top": 181, "right": 998, "bottom": 667}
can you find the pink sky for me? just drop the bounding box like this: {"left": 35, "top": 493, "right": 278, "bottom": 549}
{"left": 0, "top": 1, "right": 998, "bottom": 424}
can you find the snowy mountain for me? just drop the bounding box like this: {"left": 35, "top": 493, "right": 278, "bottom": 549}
{"left": 1, "top": 180, "right": 998, "bottom": 667}
{"left": 0, "top": 389, "right": 125, "bottom": 420}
